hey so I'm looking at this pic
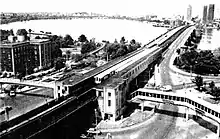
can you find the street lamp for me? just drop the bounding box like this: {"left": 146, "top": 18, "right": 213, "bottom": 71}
{"left": 190, "top": 65, "right": 192, "bottom": 79}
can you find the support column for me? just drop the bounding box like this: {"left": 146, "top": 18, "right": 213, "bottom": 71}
{"left": 217, "top": 123, "right": 220, "bottom": 139}
{"left": 185, "top": 107, "right": 189, "bottom": 121}
{"left": 11, "top": 48, "right": 15, "bottom": 75}
{"left": 5, "top": 107, "right": 9, "bottom": 121}
{"left": 39, "top": 44, "right": 42, "bottom": 69}
{"left": 141, "top": 101, "right": 144, "bottom": 112}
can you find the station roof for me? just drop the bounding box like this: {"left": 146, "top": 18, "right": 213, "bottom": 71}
{"left": 95, "top": 75, "right": 124, "bottom": 89}
{"left": 62, "top": 50, "right": 135, "bottom": 86}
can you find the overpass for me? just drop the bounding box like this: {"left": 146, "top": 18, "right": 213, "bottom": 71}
{"left": 129, "top": 88, "right": 220, "bottom": 139}
{"left": 0, "top": 78, "right": 56, "bottom": 98}
{"left": 0, "top": 78, "right": 55, "bottom": 89}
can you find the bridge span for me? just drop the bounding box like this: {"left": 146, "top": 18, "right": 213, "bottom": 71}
{"left": 129, "top": 88, "right": 220, "bottom": 138}
{"left": 0, "top": 78, "right": 55, "bottom": 89}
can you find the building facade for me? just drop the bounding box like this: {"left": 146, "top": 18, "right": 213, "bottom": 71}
{"left": 203, "top": 6, "right": 208, "bottom": 24}
{"left": 94, "top": 77, "right": 126, "bottom": 121}
{"left": 208, "top": 4, "right": 215, "bottom": 23}
{"left": 30, "top": 39, "right": 53, "bottom": 70}
{"left": 0, "top": 41, "right": 35, "bottom": 76}
{"left": 0, "top": 36, "right": 53, "bottom": 76}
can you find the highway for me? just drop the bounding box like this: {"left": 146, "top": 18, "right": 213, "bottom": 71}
{"left": 96, "top": 26, "right": 194, "bottom": 139}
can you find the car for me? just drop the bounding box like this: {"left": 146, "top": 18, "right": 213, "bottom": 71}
{"left": 0, "top": 106, "right": 12, "bottom": 114}
{"left": 87, "top": 128, "right": 102, "bottom": 135}
{"left": 161, "top": 85, "right": 172, "bottom": 92}
{"left": 9, "top": 91, "right": 16, "bottom": 97}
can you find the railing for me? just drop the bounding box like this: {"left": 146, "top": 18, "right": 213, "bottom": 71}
{"left": 0, "top": 89, "right": 97, "bottom": 138}
{"left": 130, "top": 88, "right": 220, "bottom": 123}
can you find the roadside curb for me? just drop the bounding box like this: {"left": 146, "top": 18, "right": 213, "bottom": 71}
{"left": 169, "top": 53, "right": 220, "bottom": 79}
{"left": 98, "top": 104, "right": 161, "bottom": 133}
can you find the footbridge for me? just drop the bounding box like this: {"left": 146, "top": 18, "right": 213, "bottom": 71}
{"left": 0, "top": 78, "right": 55, "bottom": 89}
{"left": 129, "top": 88, "right": 220, "bottom": 138}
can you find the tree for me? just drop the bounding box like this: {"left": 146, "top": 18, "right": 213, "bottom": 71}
{"left": 116, "top": 45, "right": 127, "bottom": 57}
{"left": 54, "top": 58, "right": 65, "bottom": 70}
{"left": 9, "top": 29, "right": 14, "bottom": 35}
{"left": 210, "top": 87, "right": 220, "bottom": 99}
{"left": 64, "top": 34, "right": 74, "bottom": 46}
{"left": 78, "top": 34, "right": 88, "bottom": 43}
{"left": 194, "top": 75, "right": 203, "bottom": 90}
{"left": 81, "top": 42, "right": 96, "bottom": 54}
{"left": 16, "top": 29, "right": 28, "bottom": 36}
{"left": 73, "top": 54, "right": 83, "bottom": 62}
{"left": 120, "top": 36, "right": 126, "bottom": 44}
{"left": 130, "top": 39, "right": 136, "bottom": 45}
{"left": 209, "top": 81, "right": 215, "bottom": 89}
{"left": 65, "top": 50, "right": 71, "bottom": 60}
{"left": 176, "top": 48, "right": 181, "bottom": 55}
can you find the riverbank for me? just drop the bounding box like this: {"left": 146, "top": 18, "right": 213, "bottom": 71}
{"left": 0, "top": 19, "right": 167, "bottom": 45}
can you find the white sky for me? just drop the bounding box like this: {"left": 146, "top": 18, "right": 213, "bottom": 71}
{"left": 1, "top": 0, "right": 220, "bottom": 18}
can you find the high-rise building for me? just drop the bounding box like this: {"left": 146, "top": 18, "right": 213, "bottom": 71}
{"left": 187, "top": 5, "right": 192, "bottom": 21}
{"left": 208, "top": 4, "right": 215, "bottom": 23}
{"left": 203, "top": 6, "right": 208, "bottom": 24}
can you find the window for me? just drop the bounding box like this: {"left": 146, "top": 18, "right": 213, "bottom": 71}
{"left": 57, "top": 86, "right": 60, "bottom": 90}
{"left": 98, "top": 91, "right": 102, "bottom": 97}
{"left": 180, "top": 97, "right": 184, "bottom": 102}
{"left": 108, "top": 92, "right": 111, "bottom": 97}
{"left": 108, "top": 100, "right": 111, "bottom": 106}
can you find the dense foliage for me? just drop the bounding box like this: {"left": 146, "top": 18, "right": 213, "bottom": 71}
{"left": 104, "top": 37, "right": 141, "bottom": 60}
{"left": 81, "top": 41, "right": 96, "bottom": 54}
{"left": 174, "top": 50, "right": 220, "bottom": 75}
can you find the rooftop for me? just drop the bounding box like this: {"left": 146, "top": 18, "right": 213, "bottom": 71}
{"left": 62, "top": 50, "right": 134, "bottom": 86}
{"left": 30, "top": 39, "right": 50, "bottom": 44}
{"left": 0, "top": 38, "right": 50, "bottom": 47}
{"left": 0, "top": 40, "right": 30, "bottom": 47}
{"left": 95, "top": 76, "right": 124, "bottom": 89}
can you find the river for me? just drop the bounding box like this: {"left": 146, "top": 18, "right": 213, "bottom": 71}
{"left": 198, "top": 28, "right": 220, "bottom": 50}
{"left": 0, "top": 19, "right": 167, "bottom": 44}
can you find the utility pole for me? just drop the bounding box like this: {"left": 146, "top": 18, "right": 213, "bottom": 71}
{"left": 94, "top": 109, "right": 98, "bottom": 137}
{"left": 190, "top": 65, "right": 192, "bottom": 79}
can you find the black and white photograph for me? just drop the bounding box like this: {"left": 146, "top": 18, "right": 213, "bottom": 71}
{"left": 0, "top": 0, "right": 220, "bottom": 139}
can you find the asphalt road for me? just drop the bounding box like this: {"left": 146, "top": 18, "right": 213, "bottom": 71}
{"left": 96, "top": 27, "right": 194, "bottom": 139}
{"left": 0, "top": 88, "right": 53, "bottom": 121}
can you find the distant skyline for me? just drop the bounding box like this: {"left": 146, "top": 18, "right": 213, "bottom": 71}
{"left": 1, "top": 0, "right": 220, "bottom": 18}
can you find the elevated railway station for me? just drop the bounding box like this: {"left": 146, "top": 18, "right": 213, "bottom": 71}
{"left": 0, "top": 25, "right": 192, "bottom": 138}
{"left": 93, "top": 26, "right": 194, "bottom": 121}
{"left": 130, "top": 88, "right": 220, "bottom": 139}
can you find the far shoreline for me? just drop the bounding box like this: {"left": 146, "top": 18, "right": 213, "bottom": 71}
{"left": 1, "top": 16, "right": 149, "bottom": 25}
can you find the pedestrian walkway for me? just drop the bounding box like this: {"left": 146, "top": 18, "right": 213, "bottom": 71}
{"left": 96, "top": 108, "right": 155, "bottom": 133}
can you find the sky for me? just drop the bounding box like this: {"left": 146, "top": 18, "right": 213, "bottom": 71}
{"left": 1, "top": 0, "right": 220, "bottom": 18}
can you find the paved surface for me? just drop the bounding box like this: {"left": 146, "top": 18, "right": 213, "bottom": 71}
{"left": 0, "top": 88, "right": 53, "bottom": 121}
